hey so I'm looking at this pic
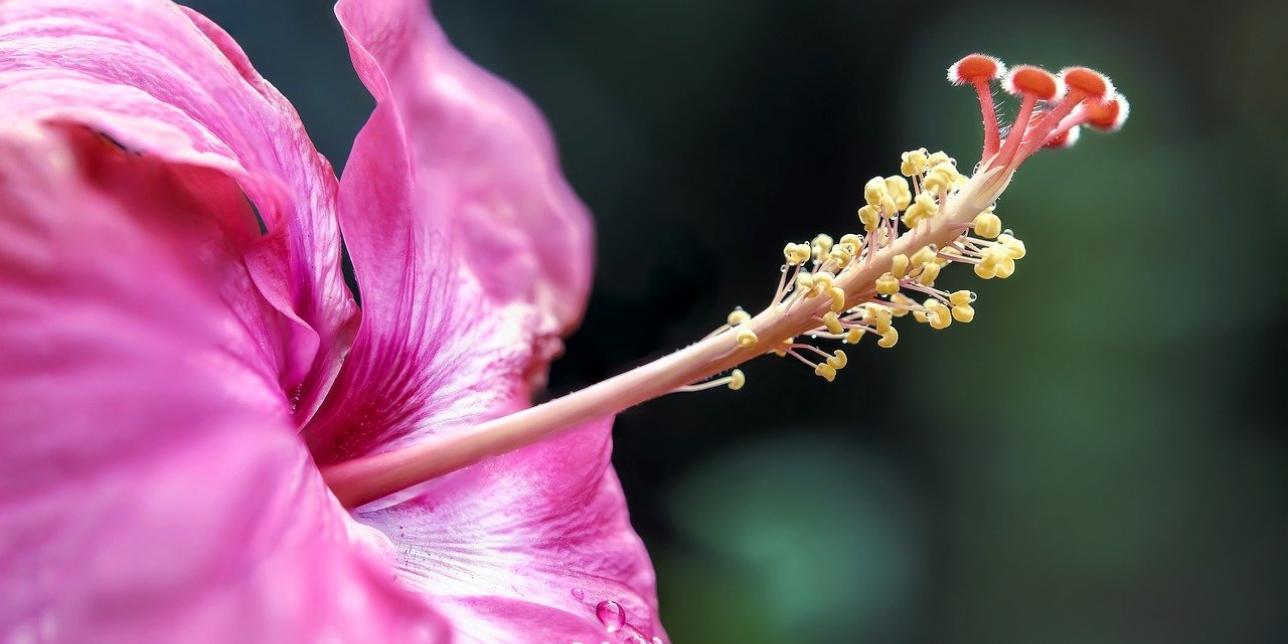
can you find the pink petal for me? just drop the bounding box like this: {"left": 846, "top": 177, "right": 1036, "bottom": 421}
{"left": 307, "top": 0, "right": 664, "bottom": 640}
{"left": 357, "top": 419, "right": 667, "bottom": 644}
{"left": 0, "top": 0, "right": 357, "bottom": 421}
{"left": 0, "top": 126, "right": 443, "bottom": 642}
{"left": 309, "top": 0, "right": 596, "bottom": 461}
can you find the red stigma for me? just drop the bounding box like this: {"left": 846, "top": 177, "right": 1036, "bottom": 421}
{"left": 1085, "top": 96, "right": 1129, "bottom": 131}
{"left": 948, "top": 54, "right": 1005, "bottom": 85}
{"left": 1005, "top": 66, "right": 1062, "bottom": 101}
{"left": 1060, "top": 67, "right": 1114, "bottom": 100}
{"left": 949, "top": 56, "right": 1127, "bottom": 170}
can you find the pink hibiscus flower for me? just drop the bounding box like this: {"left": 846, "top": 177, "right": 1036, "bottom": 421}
{"left": 0, "top": 0, "right": 662, "bottom": 641}
{"left": 0, "top": 0, "right": 1129, "bottom": 637}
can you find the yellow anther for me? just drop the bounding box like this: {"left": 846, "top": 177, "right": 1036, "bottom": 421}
{"left": 811, "top": 234, "right": 834, "bottom": 262}
{"left": 811, "top": 271, "right": 835, "bottom": 293}
{"left": 822, "top": 311, "right": 845, "bottom": 334}
{"left": 949, "top": 290, "right": 974, "bottom": 307}
{"left": 926, "top": 151, "right": 954, "bottom": 167}
{"left": 863, "top": 177, "right": 889, "bottom": 207}
{"left": 922, "top": 163, "right": 961, "bottom": 194}
{"left": 926, "top": 299, "right": 952, "bottom": 330}
{"left": 998, "top": 233, "right": 1026, "bottom": 259}
{"left": 951, "top": 304, "right": 975, "bottom": 323}
{"left": 879, "top": 195, "right": 897, "bottom": 217}
{"left": 909, "top": 244, "right": 938, "bottom": 268}
{"left": 829, "top": 244, "right": 855, "bottom": 267}
{"left": 877, "top": 327, "right": 899, "bottom": 348}
{"left": 796, "top": 271, "right": 815, "bottom": 290}
{"left": 900, "top": 148, "right": 928, "bottom": 176}
{"left": 827, "top": 349, "right": 848, "bottom": 370}
{"left": 875, "top": 272, "right": 900, "bottom": 295}
{"left": 829, "top": 286, "right": 847, "bottom": 312}
{"left": 972, "top": 211, "right": 1002, "bottom": 239}
{"left": 976, "top": 246, "right": 1015, "bottom": 279}
{"left": 902, "top": 193, "right": 939, "bottom": 228}
{"left": 727, "top": 309, "right": 751, "bottom": 326}
{"left": 803, "top": 270, "right": 834, "bottom": 293}
{"left": 839, "top": 233, "right": 863, "bottom": 247}
{"left": 917, "top": 261, "right": 941, "bottom": 286}
{"left": 869, "top": 306, "right": 894, "bottom": 332}
{"left": 857, "top": 205, "right": 880, "bottom": 232}
{"left": 884, "top": 176, "right": 912, "bottom": 211}
{"left": 728, "top": 369, "right": 746, "bottom": 391}
{"left": 913, "top": 309, "right": 929, "bottom": 323}
{"left": 783, "top": 242, "right": 812, "bottom": 266}
{"left": 994, "top": 257, "right": 1016, "bottom": 279}
{"left": 844, "top": 327, "right": 864, "bottom": 344}
{"left": 814, "top": 363, "right": 837, "bottom": 382}
{"left": 890, "top": 253, "right": 910, "bottom": 279}
{"left": 736, "top": 328, "right": 759, "bottom": 347}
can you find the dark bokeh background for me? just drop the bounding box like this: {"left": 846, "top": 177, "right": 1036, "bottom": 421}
{"left": 185, "top": 1, "right": 1288, "bottom": 641}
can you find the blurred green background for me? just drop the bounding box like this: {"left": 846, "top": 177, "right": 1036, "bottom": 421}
{"left": 186, "top": 0, "right": 1287, "bottom": 641}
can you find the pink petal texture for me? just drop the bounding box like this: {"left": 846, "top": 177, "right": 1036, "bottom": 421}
{"left": 0, "top": 125, "right": 445, "bottom": 643}
{"left": 306, "top": 0, "right": 665, "bottom": 640}
{"left": 356, "top": 419, "right": 665, "bottom": 644}
{"left": 0, "top": 0, "right": 358, "bottom": 421}
{"left": 307, "top": 0, "right": 597, "bottom": 459}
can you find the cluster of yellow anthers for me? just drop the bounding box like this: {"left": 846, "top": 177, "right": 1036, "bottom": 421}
{"left": 737, "top": 146, "right": 1028, "bottom": 383}
{"left": 705, "top": 53, "right": 1129, "bottom": 386}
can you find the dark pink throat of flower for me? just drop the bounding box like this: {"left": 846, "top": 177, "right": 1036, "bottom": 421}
{"left": 321, "top": 55, "right": 1130, "bottom": 509}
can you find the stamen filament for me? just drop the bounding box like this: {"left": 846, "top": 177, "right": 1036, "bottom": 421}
{"left": 676, "top": 369, "right": 745, "bottom": 393}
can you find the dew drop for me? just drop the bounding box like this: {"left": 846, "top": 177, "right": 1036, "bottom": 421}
{"left": 571, "top": 588, "right": 585, "bottom": 601}
{"left": 595, "top": 600, "right": 625, "bottom": 633}
{"left": 653, "top": 638, "right": 664, "bottom": 644}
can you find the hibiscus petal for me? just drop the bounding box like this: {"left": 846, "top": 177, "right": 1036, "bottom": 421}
{"left": 311, "top": 0, "right": 596, "bottom": 460}
{"left": 0, "top": 0, "right": 357, "bottom": 420}
{"left": 0, "top": 126, "right": 444, "bottom": 642}
{"left": 357, "top": 419, "right": 667, "bottom": 644}
{"left": 307, "top": 0, "right": 664, "bottom": 640}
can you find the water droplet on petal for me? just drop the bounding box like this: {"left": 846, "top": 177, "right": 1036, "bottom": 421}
{"left": 571, "top": 588, "right": 585, "bottom": 601}
{"left": 595, "top": 600, "right": 625, "bottom": 632}
{"left": 653, "top": 638, "right": 664, "bottom": 644}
